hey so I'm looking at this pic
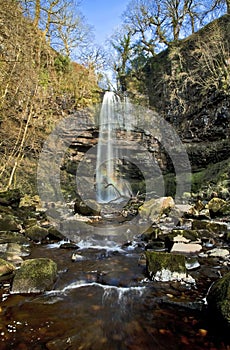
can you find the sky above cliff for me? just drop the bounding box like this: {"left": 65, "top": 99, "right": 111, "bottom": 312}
{"left": 81, "top": 0, "right": 130, "bottom": 45}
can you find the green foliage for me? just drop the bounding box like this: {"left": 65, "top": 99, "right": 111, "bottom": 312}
{"left": 54, "top": 54, "right": 71, "bottom": 73}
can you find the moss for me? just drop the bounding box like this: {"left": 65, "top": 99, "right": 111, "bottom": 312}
{"left": 207, "top": 272, "right": 230, "bottom": 327}
{"left": 145, "top": 251, "right": 186, "bottom": 276}
{"left": 12, "top": 258, "right": 57, "bottom": 294}
{"left": 25, "top": 225, "right": 48, "bottom": 242}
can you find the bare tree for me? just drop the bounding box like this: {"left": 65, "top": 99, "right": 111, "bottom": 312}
{"left": 20, "top": 0, "right": 92, "bottom": 57}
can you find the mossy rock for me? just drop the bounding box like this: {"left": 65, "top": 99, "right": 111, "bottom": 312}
{"left": 25, "top": 225, "right": 48, "bottom": 242}
{"left": 145, "top": 251, "right": 186, "bottom": 281}
{"left": 207, "top": 272, "right": 230, "bottom": 328}
{"left": 11, "top": 258, "right": 57, "bottom": 294}
{"left": 0, "top": 258, "right": 15, "bottom": 277}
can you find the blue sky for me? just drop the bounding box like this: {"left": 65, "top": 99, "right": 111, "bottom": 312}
{"left": 80, "top": 0, "right": 130, "bottom": 45}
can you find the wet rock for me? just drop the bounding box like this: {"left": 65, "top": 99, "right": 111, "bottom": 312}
{"left": 207, "top": 272, "right": 230, "bottom": 328}
{"left": 139, "top": 197, "right": 175, "bottom": 222}
{"left": 0, "top": 189, "right": 21, "bottom": 208}
{"left": 25, "top": 224, "right": 49, "bottom": 242}
{"left": 185, "top": 256, "right": 200, "bottom": 270}
{"left": 71, "top": 253, "right": 85, "bottom": 261}
{"left": 145, "top": 251, "right": 190, "bottom": 282}
{"left": 11, "top": 258, "right": 57, "bottom": 294}
{"left": 0, "top": 258, "right": 15, "bottom": 277}
{"left": 60, "top": 242, "right": 79, "bottom": 249}
{"left": 0, "top": 215, "right": 20, "bottom": 231}
{"left": 208, "top": 198, "right": 230, "bottom": 217}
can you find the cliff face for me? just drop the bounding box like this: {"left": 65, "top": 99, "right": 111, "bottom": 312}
{"left": 108, "top": 15, "right": 230, "bottom": 170}
{"left": 124, "top": 15, "right": 230, "bottom": 196}
{"left": 143, "top": 15, "right": 230, "bottom": 144}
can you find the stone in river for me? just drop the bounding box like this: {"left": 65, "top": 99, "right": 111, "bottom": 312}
{"left": 11, "top": 258, "right": 57, "bottom": 294}
{"left": 145, "top": 251, "right": 194, "bottom": 283}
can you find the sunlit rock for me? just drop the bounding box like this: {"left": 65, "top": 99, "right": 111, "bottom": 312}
{"left": 208, "top": 198, "right": 230, "bottom": 217}
{"left": 139, "top": 197, "right": 175, "bottom": 222}
{"left": 171, "top": 242, "right": 203, "bottom": 254}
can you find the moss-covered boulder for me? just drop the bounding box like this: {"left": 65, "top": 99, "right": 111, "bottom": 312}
{"left": 145, "top": 251, "right": 189, "bottom": 282}
{"left": 139, "top": 197, "right": 175, "bottom": 222}
{"left": 11, "top": 258, "right": 57, "bottom": 294}
{"left": 0, "top": 258, "right": 15, "bottom": 278}
{"left": 207, "top": 272, "right": 230, "bottom": 328}
{"left": 25, "top": 224, "right": 48, "bottom": 242}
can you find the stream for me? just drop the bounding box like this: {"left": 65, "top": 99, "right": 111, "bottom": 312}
{"left": 0, "top": 230, "right": 230, "bottom": 350}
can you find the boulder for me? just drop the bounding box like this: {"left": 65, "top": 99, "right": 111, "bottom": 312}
{"left": 139, "top": 197, "right": 175, "bottom": 222}
{"left": 207, "top": 272, "right": 230, "bottom": 328}
{"left": 25, "top": 224, "right": 48, "bottom": 242}
{"left": 11, "top": 258, "right": 57, "bottom": 294}
{"left": 145, "top": 251, "right": 190, "bottom": 282}
{"left": 48, "top": 226, "right": 65, "bottom": 241}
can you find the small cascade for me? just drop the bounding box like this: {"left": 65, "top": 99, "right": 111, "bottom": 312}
{"left": 96, "top": 91, "right": 133, "bottom": 203}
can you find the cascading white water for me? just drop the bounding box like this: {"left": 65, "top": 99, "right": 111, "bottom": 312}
{"left": 96, "top": 91, "right": 133, "bottom": 203}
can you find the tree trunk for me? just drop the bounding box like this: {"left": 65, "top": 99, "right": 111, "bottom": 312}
{"left": 33, "top": 0, "right": 40, "bottom": 28}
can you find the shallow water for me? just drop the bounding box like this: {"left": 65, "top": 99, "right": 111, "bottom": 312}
{"left": 0, "top": 239, "right": 230, "bottom": 350}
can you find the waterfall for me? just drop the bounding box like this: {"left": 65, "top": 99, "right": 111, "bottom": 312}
{"left": 96, "top": 91, "right": 132, "bottom": 203}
